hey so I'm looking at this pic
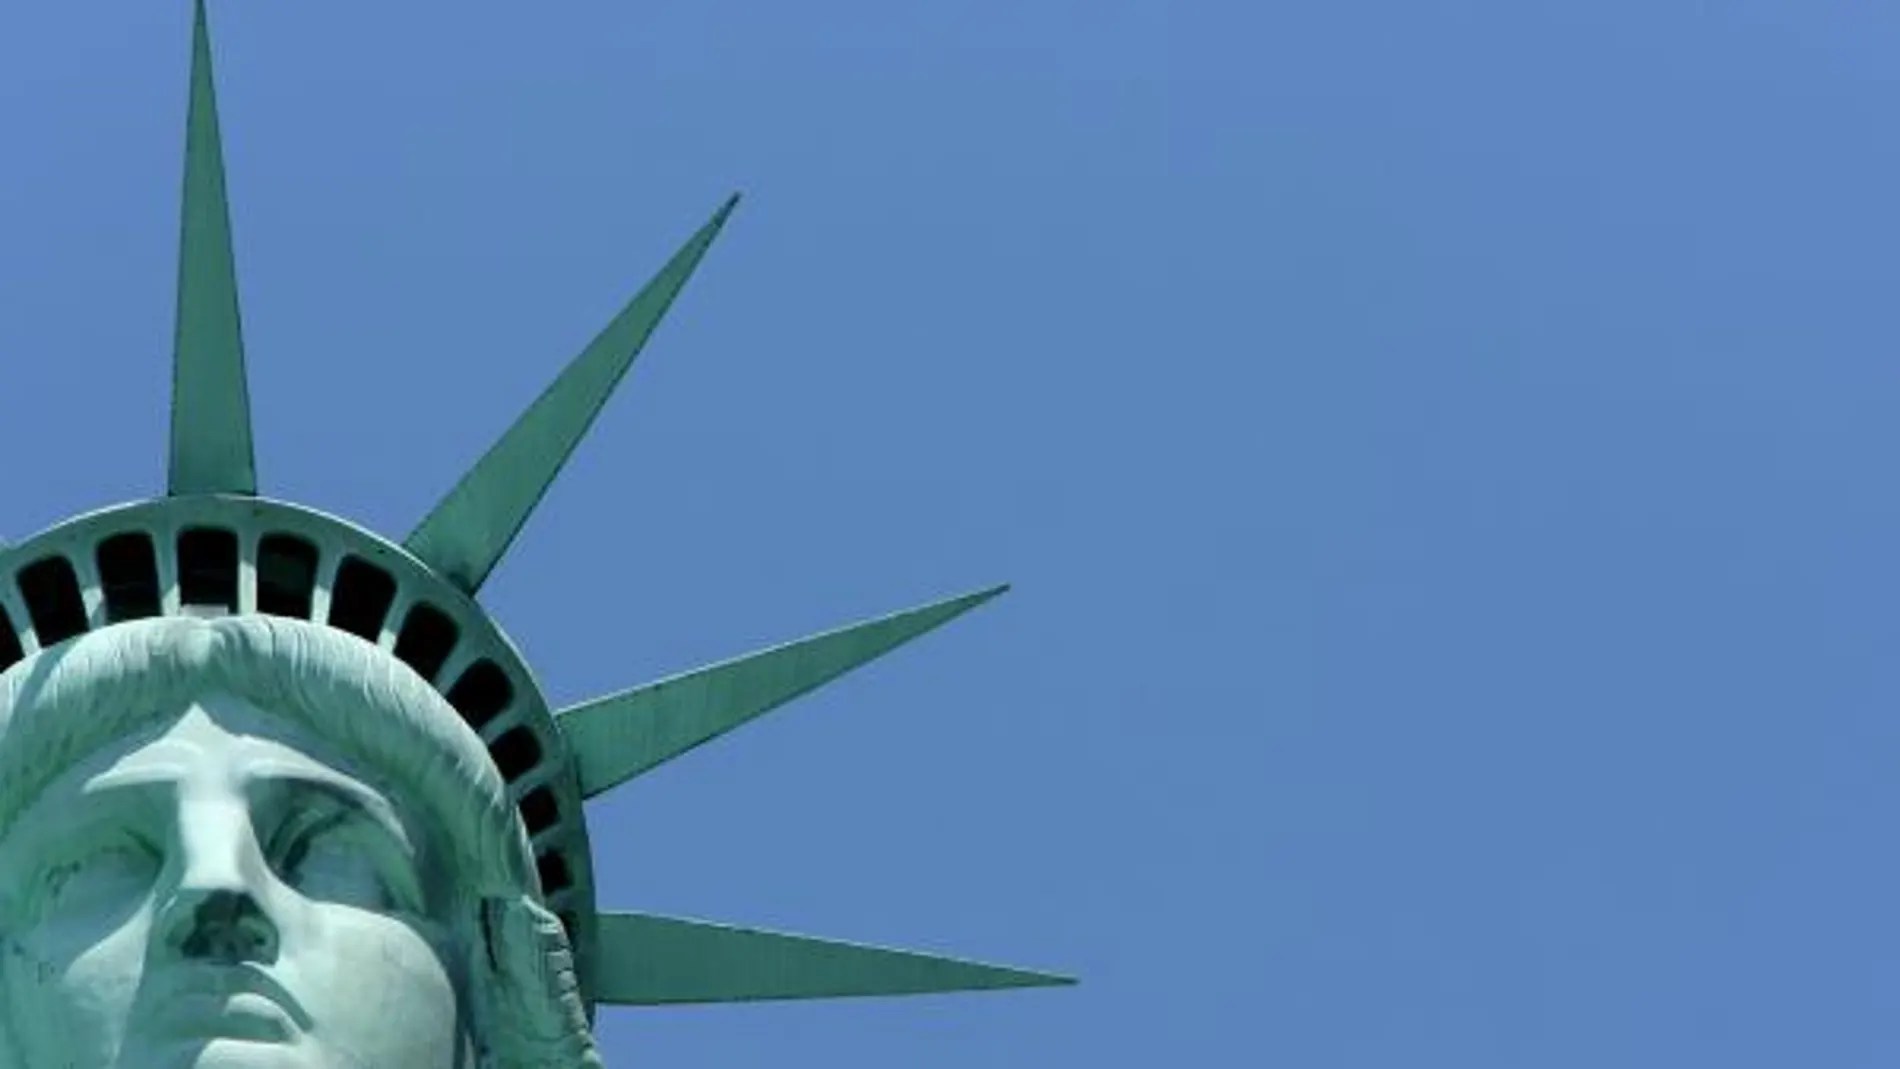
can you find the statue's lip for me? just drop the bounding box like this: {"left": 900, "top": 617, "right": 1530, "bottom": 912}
{"left": 148, "top": 965, "right": 313, "bottom": 1042}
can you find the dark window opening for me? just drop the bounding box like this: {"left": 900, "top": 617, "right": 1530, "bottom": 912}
{"left": 490, "top": 726, "right": 541, "bottom": 781}
{"left": 19, "top": 556, "right": 87, "bottom": 646}
{"left": 0, "top": 606, "right": 24, "bottom": 671}
{"left": 536, "top": 852, "right": 573, "bottom": 895}
{"left": 327, "top": 556, "right": 396, "bottom": 640}
{"left": 518, "top": 786, "right": 560, "bottom": 836}
{"left": 257, "top": 534, "right": 319, "bottom": 619}
{"left": 177, "top": 528, "right": 239, "bottom": 612}
{"left": 446, "top": 660, "right": 513, "bottom": 730}
{"left": 393, "top": 603, "right": 458, "bottom": 684}
{"left": 96, "top": 533, "right": 161, "bottom": 623}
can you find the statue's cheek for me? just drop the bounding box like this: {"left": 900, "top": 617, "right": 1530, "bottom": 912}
{"left": 4, "top": 890, "right": 152, "bottom": 978}
{"left": 4, "top": 882, "right": 155, "bottom": 977}
{"left": 287, "top": 905, "right": 463, "bottom": 1065}
{"left": 34, "top": 847, "right": 160, "bottom": 933}
{"left": 0, "top": 915, "right": 149, "bottom": 1067}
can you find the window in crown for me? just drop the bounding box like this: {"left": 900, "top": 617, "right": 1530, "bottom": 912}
{"left": 536, "top": 852, "right": 574, "bottom": 895}
{"left": 446, "top": 659, "right": 513, "bottom": 731}
{"left": 327, "top": 556, "right": 396, "bottom": 641}
{"left": 19, "top": 556, "right": 87, "bottom": 646}
{"left": 393, "top": 602, "right": 458, "bottom": 685}
{"left": 519, "top": 785, "right": 560, "bottom": 836}
{"left": 490, "top": 726, "right": 542, "bottom": 781}
{"left": 96, "top": 533, "right": 161, "bottom": 623}
{"left": 177, "top": 528, "right": 239, "bottom": 614}
{"left": 257, "top": 534, "right": 319, "bottom": 619}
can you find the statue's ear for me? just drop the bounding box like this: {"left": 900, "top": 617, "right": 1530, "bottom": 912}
{"left": 471, "top": 896, "right": 603, "bottom": 1069}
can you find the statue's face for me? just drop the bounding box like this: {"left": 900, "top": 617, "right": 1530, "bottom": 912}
{"left": 0, "top": 693, "right": 469, "bottom": 1068}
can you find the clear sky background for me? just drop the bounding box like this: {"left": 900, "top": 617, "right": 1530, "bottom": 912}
{"left": 4, "top": 1, "right": 1900, "bottom": 1066}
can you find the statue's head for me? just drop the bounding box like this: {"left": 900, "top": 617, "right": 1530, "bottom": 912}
{"left": 0, "top": 3, "right": 1069, "bottom": 1065}
{"left": 0, "top": 616, "right": 588, "bottom": 1067}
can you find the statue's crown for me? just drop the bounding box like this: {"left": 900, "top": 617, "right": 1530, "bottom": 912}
{"left": 0, "top": 0, "right": 1069, "bottom": 1019}
{"left": 0, "top": 496, "right": 600, "bottom": 972}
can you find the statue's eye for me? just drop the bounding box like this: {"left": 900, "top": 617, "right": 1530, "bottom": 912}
{"left": 271, "top": 808, "right": 415, "bottom": 913}
{"left": 38, "top": 838, "right": 159, "bottom": 920}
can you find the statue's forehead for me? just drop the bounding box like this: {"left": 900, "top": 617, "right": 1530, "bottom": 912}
{"left": 5, "top": 694, "right": 407, "bottom": 843}
{"left": 84, "top": 697, "right": 397, "bottom": 805}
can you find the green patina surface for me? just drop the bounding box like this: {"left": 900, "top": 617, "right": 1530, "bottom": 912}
{"left": 404, "top": 196, "right": 740, "bottom": 595}
{"left": 169, "top": 0, "right": 254, "bottom": 497}
{"left": 596, "top": 913, "right": 1070, "bottom": 1006}
{"left": 561, "top": 585, "right": 1009, "bottom": 797}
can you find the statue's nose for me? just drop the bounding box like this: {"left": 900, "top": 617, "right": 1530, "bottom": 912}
{"left": 159, "top": 804, "right": 281, "bottom": 965}
{"left": 169, "top": 888, "right": 279, "bottom": 964}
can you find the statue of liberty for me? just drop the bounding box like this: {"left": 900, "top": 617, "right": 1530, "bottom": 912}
{"left": 0, "top": 4, "right": 1068, "bottom": 1065}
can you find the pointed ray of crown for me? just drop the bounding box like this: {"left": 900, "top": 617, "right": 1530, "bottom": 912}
{"left": 404, "top": 195, "right": 739, "bottom": 595}
{"left": 170, "top": 0, "right": 254, "bottom": 496}
{"left": 0, "top": 0, "right": 1070, "bottom": 1018}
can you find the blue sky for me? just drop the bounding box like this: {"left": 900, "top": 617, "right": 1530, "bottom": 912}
{"left": 5, "top": 1, "right": 1900, "bottom": 1065}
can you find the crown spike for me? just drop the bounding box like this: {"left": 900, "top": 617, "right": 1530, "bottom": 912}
{"left": 404, "top": 195, "right": 740, "bottom": 593}
{"left": 169, "top": 0, "right": 257, "bottom": 497}
{"left": 592, "top": 912, "right": 1074, "bottom": 1006}
{"left": 558, "top": 585, "right": 1008, "bottom": 797}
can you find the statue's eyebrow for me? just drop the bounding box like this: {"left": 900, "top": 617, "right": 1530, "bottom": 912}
{"left": 78, "top": 738, "right": 199, "bottom": 794}
{"left": 67, "top": 755, "right": 412, "bottom": 852}
{"left": 82, "top": 768, "right": 188, "bottom": 796}
{"left": 0, "top": 773, "right": 173, "bottom": 869}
